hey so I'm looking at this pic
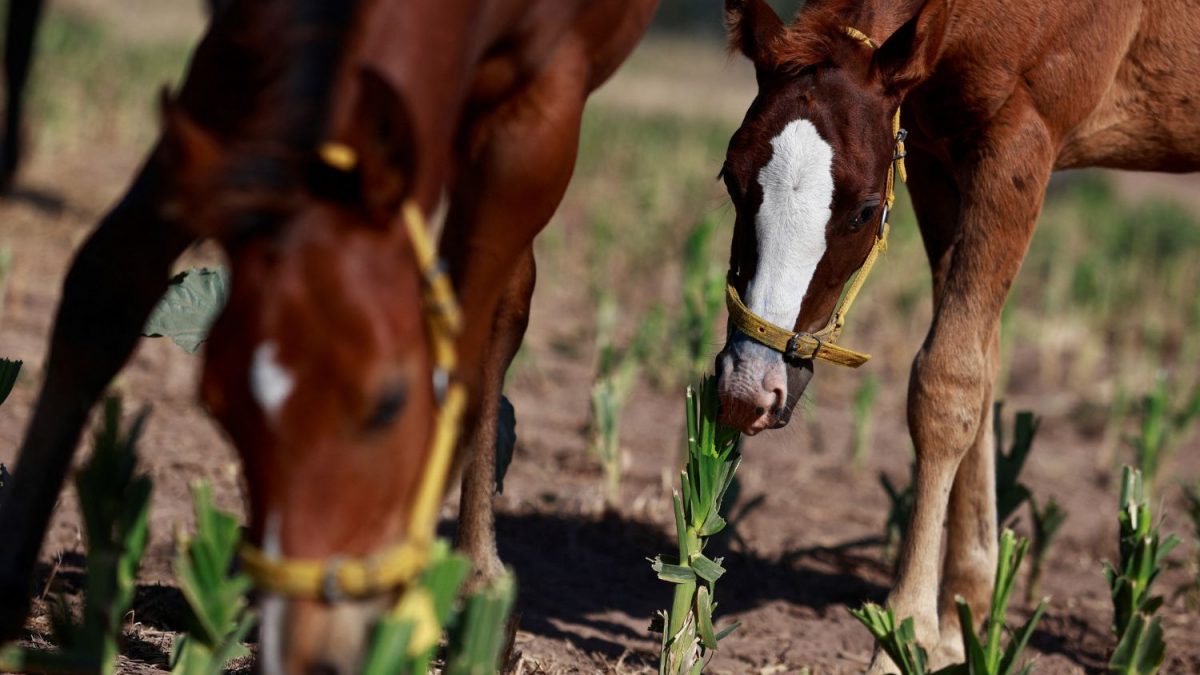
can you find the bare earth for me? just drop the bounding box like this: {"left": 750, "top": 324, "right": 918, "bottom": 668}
{"left": 2, "top": 8, "right": 1200, "bottom": 675}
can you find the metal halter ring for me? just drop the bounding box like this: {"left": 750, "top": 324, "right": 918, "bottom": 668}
{"left": 321, "top": 557, "right": 347, "bottom": 603}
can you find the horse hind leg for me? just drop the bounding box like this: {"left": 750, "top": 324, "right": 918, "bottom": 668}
{"left": 1, "top": 0, "right": 45, "bottom": 192}
{"left": 0, "top": 163, "right": 192, "bottom": 640}
{"left": 455, "top": 249, "right": 535, "bottom": 590}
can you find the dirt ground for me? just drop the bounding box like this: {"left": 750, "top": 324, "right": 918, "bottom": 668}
{"left": 3, "top": 6, "right": 1200, "bottom": 675}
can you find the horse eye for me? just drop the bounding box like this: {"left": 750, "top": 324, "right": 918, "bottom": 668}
{"left": 365, "top": 383, "right": 407, "bottom": 431}
{"left": 849, "top": 201, "right": 880, "bottom": 231}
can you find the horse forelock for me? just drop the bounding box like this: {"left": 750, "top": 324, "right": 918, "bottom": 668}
{"left": 772, "top": 9, "right": 867, "bottom": 75}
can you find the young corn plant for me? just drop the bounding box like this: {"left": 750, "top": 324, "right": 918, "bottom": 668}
{"left": 650, "top": 377, "right": 742, "bottom": 674}
{"left": 589, "top": 293, "right": 658, "bottom": 506}
{"left": 1182, "top": 481, "right": 1200, "bottom": 611}
{"left": 679, "top": 213, "right": 725, "bottom": 381}
{"left": 852, "top": 530, "right": 1048, "bottom": 675}
{"left": 0, "top": 397, "right": 152, "bottom": 674}
{"left": 1125, "top": 372, "right": 1200, "bottom": 496}
{"left": 170, "top": 483, "right": 255, "bottom": 675}
{"left": 850, "top": 374, "right": 880, "bottom": 468}
{"left": 1104, "top": 467, "right": 1179, "bottom": 675}
{"left": 361, "top": 541, "right": 516, "bottom": 675}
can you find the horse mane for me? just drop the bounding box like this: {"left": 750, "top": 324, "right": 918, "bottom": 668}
{"left": 212, "top": 0, "right": 360, "bottom": 148}
{"left": 728, "top": 0, "right": 867, "bottom": 75}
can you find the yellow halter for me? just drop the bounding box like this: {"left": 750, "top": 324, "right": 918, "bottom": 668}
{"left": 238, "top": 143, "right": 466, "bottom": 653}
{"left": 725, "top": 26, "right": 907, "bottom": 369}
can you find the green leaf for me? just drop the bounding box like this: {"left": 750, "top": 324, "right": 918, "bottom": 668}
{"left": 1109, "top": 614, "right": 1165, "bottom": 675}
{"left": 653, "top": 558, "right": 698, "bottom": 584}
{"left": 494, "top": 395, "right": 517, "bottom": 493}
{"left": 143, "top": 267, "right": 229, "bottom": 353}
{"left": 0, "top": 358, "right": 21, "bottom": 407}
{"left": 689, "top": 553, "right": 726, "bottom": 584}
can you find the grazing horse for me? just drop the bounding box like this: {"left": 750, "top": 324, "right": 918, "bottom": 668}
{"left": 0, "top": 0, "right": 656, "bottom": 671}
{"left": 715, "top": 0, "right": 1200, "bottom": 669}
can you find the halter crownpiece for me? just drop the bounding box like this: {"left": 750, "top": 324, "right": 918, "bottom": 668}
{"left": 237, "top": 195, "right": 465, "bottom": 656}
{"left": 724, "top": 26, "right": 907, "bottom": 369}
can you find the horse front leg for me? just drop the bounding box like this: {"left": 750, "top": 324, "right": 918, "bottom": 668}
{"left": 0, "top": 160, "right": 192, "bottom": 639}
{"left": 455, "top": 249, "right": 534, "bottom": 591}
{"left": 439, "top": 58, "right": 587, "bottom": 582}
{"left": 871, "top": 109, "right": 1054, "bottom": 673}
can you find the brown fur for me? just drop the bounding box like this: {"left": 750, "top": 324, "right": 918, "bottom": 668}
{"left": 720, "top": 0, "right": 1200, "bottom": 670}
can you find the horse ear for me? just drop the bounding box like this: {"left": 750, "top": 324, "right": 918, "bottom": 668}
{"left": 725, "top": 0, "right": 786, "bottom": 68}
{"left": 345, "top": 68, "right": 416, "bottom": 223}
{"left": 872, "top": 0, "right": 949, "bottom": 97}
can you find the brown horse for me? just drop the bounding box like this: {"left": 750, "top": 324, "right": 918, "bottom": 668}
{"left": 716, "top": 0, "right": 1200, "bottom": 670}
{"left": 0, "top": 0, "right": 656, "bottom": 672}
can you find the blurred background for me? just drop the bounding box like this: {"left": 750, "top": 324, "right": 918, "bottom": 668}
{"left": 0, "top": 1, "right": 1198, "bottom": 672}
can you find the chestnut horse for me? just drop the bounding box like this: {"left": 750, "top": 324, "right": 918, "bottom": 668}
{"left": 0, "top": 0, "right": 656, "bottom": 672}
{"left": 716, "top": 0, "right": 1200, "bottom": 670}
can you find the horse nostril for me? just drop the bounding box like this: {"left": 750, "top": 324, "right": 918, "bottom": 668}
{"left": 306, "top": 662, "right": 340, "bottom": 675}
{"left": 754, "top": 406, "right": 766, "bottom": 416}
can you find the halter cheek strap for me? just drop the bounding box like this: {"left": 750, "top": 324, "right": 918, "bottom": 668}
{"left": 725, "top": 26, "right": 907, "bottom": 369}
{"left": 239, "top": 144, "right": 466, "bottom": 656}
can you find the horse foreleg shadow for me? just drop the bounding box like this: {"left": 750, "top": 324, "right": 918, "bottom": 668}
{"left": 0, "top": 159, "right": 192, "bottom": 640}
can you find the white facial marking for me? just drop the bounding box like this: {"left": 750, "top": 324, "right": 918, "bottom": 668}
{"left": 250, "top": 342, "right": 295, "bottom": 421}
{"left": 258, "top": 512, "right": 287, "bottom": 675}
{"left": 744, "top": 118, "right": 835, "bottom": 328}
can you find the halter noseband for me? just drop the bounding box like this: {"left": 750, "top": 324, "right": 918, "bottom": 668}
{"left": 238, "top": 142, "right": 466, "bottom": 655}
{"left": 725, "top": 26, "right": 908, "bottom": 369}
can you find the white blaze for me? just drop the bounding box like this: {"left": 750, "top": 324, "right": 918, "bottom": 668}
{"left": 744, "top": 118, "right": 835, "bottom": 328}
{"left": 250, "top": 342, "right": 295, "bottom": 421}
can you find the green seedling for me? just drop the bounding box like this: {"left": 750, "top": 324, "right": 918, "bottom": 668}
{"left": 651, "top": 376, "right": 742, "bottom": 674}
{"left": 444, "top": 572, "right": 517, "bottom": 675}
{"left": 852, "top": 530, "right": 1047, "bottom": 675}
{"left": 850, "top": 374, "right": 880, "bottom": 467}
{"left": 679, "top": 213, "right": 725, "bottom": 381}
{"left": 1125, "top": 372, "right": 1200, "bottom": 495}
{"left": 1182, "top": 481, "right": 1200, "bottom": 611}
{"left": 1104, "top": 467, "right": 1178, "bottom": 674}
{"left": 363, "top": 544, "right": 514, "bottom": 675}
{"left": 0, "top": 397, "right": 152, "bottom": 674}
{"left": 170, "top": 483, "right": 255, "bottom": 675}
{"left": 590, "top": 293, "right": 656, "bottom": 506}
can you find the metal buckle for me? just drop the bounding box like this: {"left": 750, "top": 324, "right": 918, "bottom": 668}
{"left": 880, "top": 203, "right": 891, "bottom": 232}
{"left": 321, "top": 557, "right": 347, "bottom": 603}
{"left": 896, "top": 128, "right": 908, "bottom": 143}
{"left": 785, "top": 333, "right": 803, "bottom": 362}
{"left": 432, "top": 368, "right": 449, "bottom": 405}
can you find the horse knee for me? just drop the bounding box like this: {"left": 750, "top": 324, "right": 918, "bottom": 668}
{"left": 908, "top": 346, "right": 989, "bottom": 463}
